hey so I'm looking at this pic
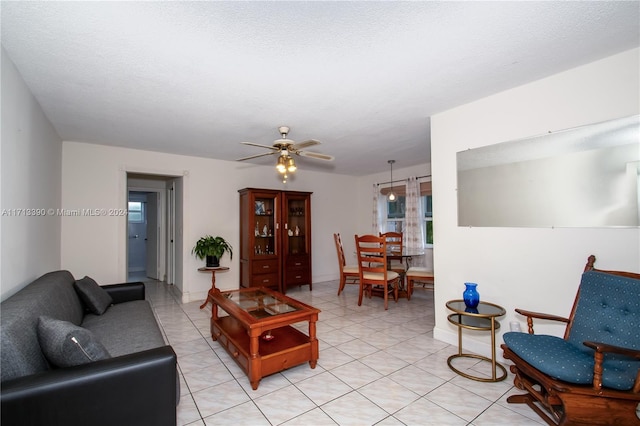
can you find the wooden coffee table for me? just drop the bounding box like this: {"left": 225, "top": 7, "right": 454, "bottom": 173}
{"left": 209, "top": 286, "right": 320, "bottom": 390}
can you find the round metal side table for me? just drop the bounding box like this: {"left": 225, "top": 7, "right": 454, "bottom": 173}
{"left": 446, "top": 299, "right": 507, "bottom": 382}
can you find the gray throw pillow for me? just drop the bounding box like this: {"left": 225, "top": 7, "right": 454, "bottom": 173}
{"left": 37, "top": 316, "right": 111, "bottom": 367}
{"left": 74, "top": 276, "right": 113, "bottom": 315}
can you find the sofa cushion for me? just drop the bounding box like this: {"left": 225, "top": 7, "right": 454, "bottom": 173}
{"left": 1, "top": 271, "right": 84, "bottom": 382}
{"left": 37, "top": 316, "right": 111, "bottom": 367}
{"left": 74, "top": 276, "right": 113, "bottom": 315}
{"left": 81, "top": 300, "right": 166, "bottom": 357}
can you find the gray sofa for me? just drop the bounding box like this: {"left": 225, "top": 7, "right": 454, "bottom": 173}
{"left": 1, "top": 270, "right": 177, "bottom": 426}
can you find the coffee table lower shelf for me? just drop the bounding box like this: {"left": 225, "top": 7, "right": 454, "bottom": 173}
{"left": 212, "top": 315, "right": 317, "bottom": 389}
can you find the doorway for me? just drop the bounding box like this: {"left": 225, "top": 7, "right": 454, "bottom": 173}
{"left": 127, "top": 191, "right": 158, "bottom": 281}
{"left": 126, "top": 173, "right": 182, "bottom": 284}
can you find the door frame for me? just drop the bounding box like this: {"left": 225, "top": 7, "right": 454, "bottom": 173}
{"left": 119, "top": 167, "right": 188, "bottom": 285}
{"left": 167, "top": 179, "right": 176, "bottom": 285}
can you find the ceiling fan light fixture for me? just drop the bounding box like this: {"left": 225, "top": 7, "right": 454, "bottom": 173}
{"left": 276, "top": 156, "right": 287, "bottom": 173}
{"left": 286, "top": 156, "right": 297, "bottom": 172}
{"left": 387, "top": 160, "right": 396, "bottom": 202}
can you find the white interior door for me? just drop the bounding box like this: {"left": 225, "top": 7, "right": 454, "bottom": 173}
{"left": 167, "top": 182, "right": 175, "bottom": 284}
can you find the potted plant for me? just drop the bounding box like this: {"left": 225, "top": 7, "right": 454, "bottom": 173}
{"left": 192, "top": 235, "right": 233, "bottom": 267}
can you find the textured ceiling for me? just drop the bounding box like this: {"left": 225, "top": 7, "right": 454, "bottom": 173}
{"left": 1, "top": 1, "right": 639, "bottom": 176}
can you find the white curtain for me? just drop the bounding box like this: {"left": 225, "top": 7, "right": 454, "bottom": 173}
{"left": 372, "top": 184, "right": 383, "bottom": 234}
{"left": 405, "top": 176, "right": 425, "bottom": 267}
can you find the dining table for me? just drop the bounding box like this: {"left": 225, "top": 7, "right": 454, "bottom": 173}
{"left": 361, "top": 247, "right": 424, "bottom": 298}
{"left": 387, "top": 248, "right": 424, "bottom": 297}
{"left": 386, "top": 248, "right": 425, "bottom": 270}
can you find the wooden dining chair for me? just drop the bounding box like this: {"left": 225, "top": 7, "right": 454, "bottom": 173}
{"left": 406, "top": 267, "right": 434, "bottom": 301}
{"left": 333, "top": 233, "right": 359, "bottom": 296}
{"left": 355, "top": 234, "right": 400, "bottom": 310}
{"left": 379, "top": 231, "right": 406, "bottom": 276}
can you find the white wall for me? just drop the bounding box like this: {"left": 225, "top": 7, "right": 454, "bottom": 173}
{"left": 431, "top": 48, "right": 640, "bottom": 359}
{"left": 61, "top": 141, "right": 361, "bottom": 302}
{"left": 1, "top": 48, "right": 63, "bottom": 300}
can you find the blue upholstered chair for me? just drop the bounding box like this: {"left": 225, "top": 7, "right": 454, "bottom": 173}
{"left": 501, "top": 255, "right": 640, "bottom": 426}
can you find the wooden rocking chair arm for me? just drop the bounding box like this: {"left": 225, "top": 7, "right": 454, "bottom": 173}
{"left": 514, "top": 309, "right": 570, "bottom": 334}
{"left": 582, "top": 341, "right": 640, "bottom": 390}
{"left": 583, "top": 341, "right": 640, "bottom": 359}
{"left": 514, "top": 308, "right": 570, "bottom": 323}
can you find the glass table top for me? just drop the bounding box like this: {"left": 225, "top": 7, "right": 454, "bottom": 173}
{"left": 223, "top": 289, "right": 300, "bottom": 319}
{"left": 446, "top": 300, "right": 506, "bottom": 317}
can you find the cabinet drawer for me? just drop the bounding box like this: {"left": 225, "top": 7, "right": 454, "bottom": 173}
{"left": 253, "top": 259, "right": 279, "bottom": 274}
{"left": 285, "top": 256, "right": 309, "bottom": 269}
{"left": 286, "top": 271, "right": 309, "bottom": 285}
{"left": 251, "top": 273, "right": 279, "bottom": 288}
{"left": 227, "top": 340, "right": 249, "bottom": 371}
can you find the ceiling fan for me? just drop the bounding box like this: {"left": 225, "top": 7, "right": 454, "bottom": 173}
{"left": 236, "top": 126, "right": 334, "bottom": 181}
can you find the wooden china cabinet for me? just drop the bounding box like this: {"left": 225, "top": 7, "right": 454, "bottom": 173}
{"left": 238, "top": 188, "right": 312, "bottom": 293}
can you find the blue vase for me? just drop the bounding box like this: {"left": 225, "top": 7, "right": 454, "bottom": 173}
{"left": 463, "top": 283, "right": 480, "bottom": 308}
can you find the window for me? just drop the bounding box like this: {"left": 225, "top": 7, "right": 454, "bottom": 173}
{"left": 423, "top": 195, "right": 433, "bottom": 245}
{"left": 385, "top": 196, "right": 405, "bottom": 233}
{"left": 384, "top": 194, "right": 433, "bottom": 247}
{"left": 128, "top": 201, "right": 144, "bottom": 223}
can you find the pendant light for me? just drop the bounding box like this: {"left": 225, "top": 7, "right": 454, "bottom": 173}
{"left": 387, "top": 160, "right": 396, "bottom": 202}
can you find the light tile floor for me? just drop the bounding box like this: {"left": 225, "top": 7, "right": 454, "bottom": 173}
{"left": 143, "top": 279, "right": 546, "bottom": 426}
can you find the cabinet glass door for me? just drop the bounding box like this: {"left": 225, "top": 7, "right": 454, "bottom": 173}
{"left": 253, "top": 194, "right": 277, "bottom": 256}
{"left": 284, "top": 195, "right": 308, "bottom": 255}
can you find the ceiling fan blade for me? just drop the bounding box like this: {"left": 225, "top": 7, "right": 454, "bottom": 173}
{"left": 292, "top": 139, "right": 321, "bottom": 150}
{"left": 298, "top": 151, "right": 335, "bottom": 161}
{"left": 241, "top": 142, "right": 279, "bottom": 151}
{"left": 236, "top": 151, "right": 277, "bottom": 161}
